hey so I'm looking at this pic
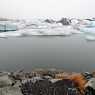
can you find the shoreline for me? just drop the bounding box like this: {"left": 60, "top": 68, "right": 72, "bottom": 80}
{"left": 0, "top": 69, "right": 95, "bottom": 95}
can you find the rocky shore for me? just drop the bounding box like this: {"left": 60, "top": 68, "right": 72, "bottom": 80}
{"left": 0, "top": 69, "right": 95, "bottom": 95}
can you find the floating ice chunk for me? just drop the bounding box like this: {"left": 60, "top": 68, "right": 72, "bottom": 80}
{"left": 19, "top": 26, "right": 73, "bottom": 36}
{"left": 0, "top": 20, "right": 83, "bottom": 38}
{"left": 81, "top": 20, "right": 91, "bottom": 26}
{"left": 0, "top": 31, "right": 22, "bottom": 38}
{"left": 85, "top": 35, "right": 95, "bottom": 41}
{"left": 66, "top": 26, "right": 82, "bottom": 34}
{"left": 0, "top": 33, "right": 8, "bottom": 38}
{"left": 4, "top": 32, "right": 22, "bottom": 37}
{"left": 86, "top": 21, "right": 95, "bottom": 27}
{"left": 20, "top": 29, "right": 46, "bottom": 36}
{"left": 71, "top": 19, "right": 79, "bottom": 25}
{"left": 80, "top": 27, "right": 95, "bottom": 34}
{"left": 71, "top": 29, "right": 82, "bottom": 34}
{"left": 80, "top": 27, "right": 95, "bottom": 41}
{"left": 37, "top": 26, "right": 72, "bottom": 36}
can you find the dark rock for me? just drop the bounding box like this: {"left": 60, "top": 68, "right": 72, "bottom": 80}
{"left": 57, "top": 18, "right": 71, "bottom": 25}
{"left": 44, "top": 19, "right": 55, "bottom": 23}
{"left": 82, "top": 72, "right": 93, "bottom": 81}
{"left": 85, "top": 86, "right": 95, "bottom": 95}
{"left": 20, "top": 80, "right": 34, "bottom": 95}
{"left": 20, "top": 77, "right": 81, "bottom": 95}
{"left": 20, "top": 77, "right": 52, "bottom": 95}
{"left": 51, "top": 79, "right": 80, "bottom": 95}
{"left": 34, "top": 79, "right": 52, "bottom": 95}
{"left": 85, "top": 18, "right": 95, "bottom": 21}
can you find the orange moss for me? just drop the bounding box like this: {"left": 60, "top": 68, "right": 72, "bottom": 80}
{"left": 70, "top": 74, "right": 87, "bottom": 94}
{"left": 55, "top": 73, "right": 87, "bottom": 94}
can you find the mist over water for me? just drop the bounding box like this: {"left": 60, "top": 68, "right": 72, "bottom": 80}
{"left": 0, "top": 34, "right": 94, "bottom": 72}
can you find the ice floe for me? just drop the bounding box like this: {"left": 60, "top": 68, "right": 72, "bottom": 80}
{"left": 0, "top": 18, "right": 95, "bottom": 41}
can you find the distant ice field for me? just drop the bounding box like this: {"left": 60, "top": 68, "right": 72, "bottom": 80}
{"left": 0, "top": 19, "right": 95, "bottom": 41}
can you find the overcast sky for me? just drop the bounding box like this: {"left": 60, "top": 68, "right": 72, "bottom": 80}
{"left": 0, "top": 0, "right": 95, "bottom": 19}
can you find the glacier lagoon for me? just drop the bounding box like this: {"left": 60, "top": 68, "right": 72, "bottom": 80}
{"left": 0, "top": 35, "right": 95, "bottom": 72}
{"left": 0, "top": 18, "right": 95, "bottom": 72}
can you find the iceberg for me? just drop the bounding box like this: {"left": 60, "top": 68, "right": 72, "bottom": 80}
{"left": 85, "top": 35, "right": 95, "bottom": 41}
{"left": 80, "top": 27, "right": 95, "bottom": 40}
{"left": 80, "top": 27, "right": 95, "bottom": 33}
{"left": 1, "top": 18, "right": 95, "bottom": 41}
{"left": 0, "top": 20, "right": 81, "bottom": 38}
{"left": 86, "top": 21, "right": 95, "bottom": 28}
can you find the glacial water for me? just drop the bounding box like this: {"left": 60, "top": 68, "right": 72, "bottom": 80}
{"left": 0, "top": 34, "right": 95, "bottom": 72}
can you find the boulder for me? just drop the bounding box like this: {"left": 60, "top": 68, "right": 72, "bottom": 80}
{"left": 0, "top": 73, "right": 13, "bottom": 88}
{"left": 85, "top": 78, "right": 95, "bottom": 95}
{"left": 51, "top": 79, "right": 79, "bottom": 95}
{"left": 20, "top": 77, "right": 52, "bottom": 95}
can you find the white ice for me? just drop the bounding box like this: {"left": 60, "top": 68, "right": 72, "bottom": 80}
{"left": 0, "top": 18, "right": 95, "bottom": 41}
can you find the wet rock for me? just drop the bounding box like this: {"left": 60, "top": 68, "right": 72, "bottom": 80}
{"left": 20, "top": 77, "right": 52, "bottom": 95}
{"left": 85, "top": 86, "right": 95, "bottom": 95}
{"left": 82, "top": 72, "right": 93, "bottom": 81}
{"left": 34, "top": 79, "right": 52, "bottom": 95}
{"left": 20, "top": 77, "right": 80, "bottom": 95}
{"left": 85, "top": 78, "right": 95, "bottom": 90}
{"left": 84, "top": 78, "right": 95, "bottom": 95}
{"left": 51, "top": 79, "right": 79, "bottom": 95}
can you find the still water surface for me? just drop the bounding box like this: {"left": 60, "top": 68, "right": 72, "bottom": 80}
{"left": 0, "top": 34, "right": 95, "bottom": 72}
